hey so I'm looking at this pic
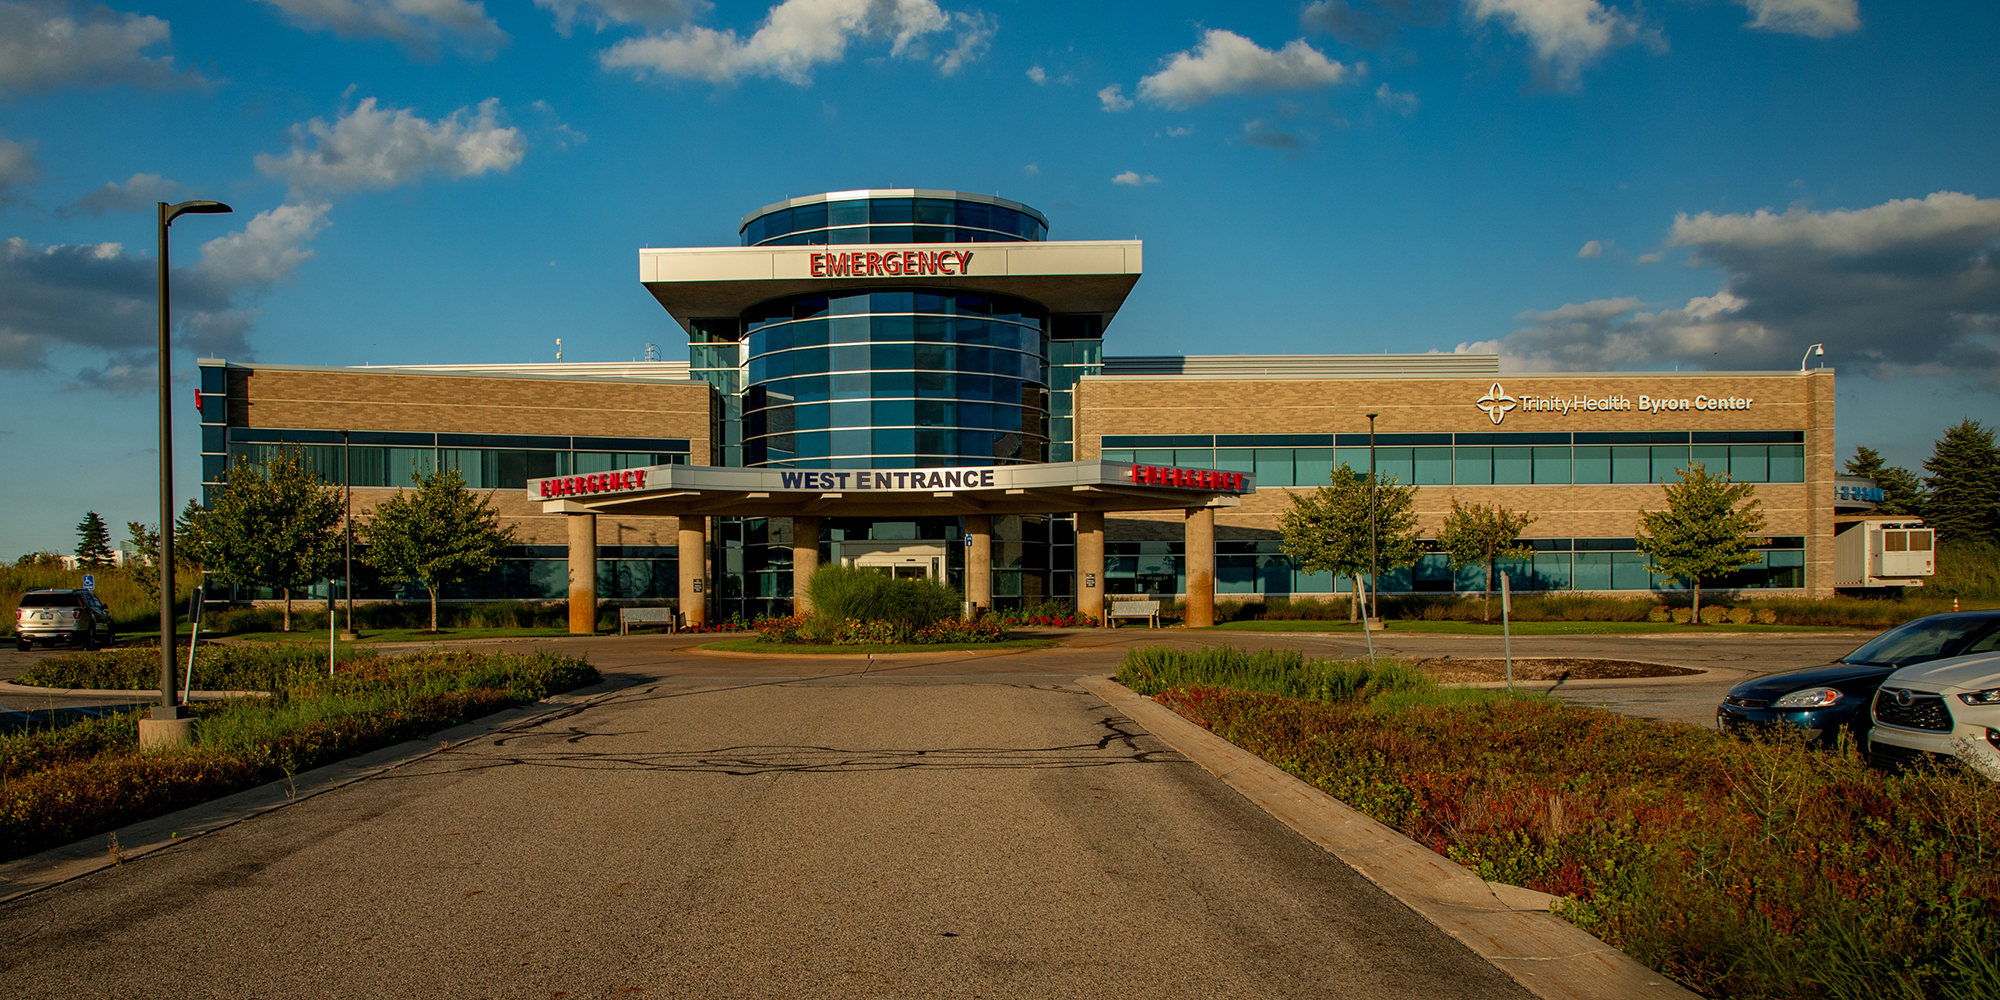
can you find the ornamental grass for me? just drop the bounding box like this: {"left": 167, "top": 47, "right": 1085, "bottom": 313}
{"left": 0, "top": 649, "right": 597, "bottom": 863}
{"left": 1117, "top": 645, "right": 2000, "bottom": 1000}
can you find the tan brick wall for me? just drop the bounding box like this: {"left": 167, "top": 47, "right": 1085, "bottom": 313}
{"left": 1077, "top": 371, "right": 1833, "bottom": 592}
{"left": 230, "top": 366, "right": 716, "bottom": 558}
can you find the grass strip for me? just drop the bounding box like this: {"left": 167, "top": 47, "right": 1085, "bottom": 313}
{"left": 0, "top": 649, "right": 598, "bottom": 863}
{"left": 701, "top": 637, "right": 1059, "bottom": 655}
{"left": 1199, "top": 619, "right": 1847, "bottom": 634}
{"left": 1116, "top": 645, "right": 2000, "bottom": 1000}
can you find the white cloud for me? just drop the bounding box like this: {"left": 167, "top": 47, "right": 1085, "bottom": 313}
{"left": 1164, "top": 125, "right": 1194, "bottom": 137}
{"left": 64, "top": 172, "right": 183, "bottom": 216}
{"left": 1097, "top": 83, "right": 1132, "bottom": 112}
{"left": 1022, "top": 162, "right": 1038, "bottom": 176}
{"left": 1464, "top": 0, "right": 1644, "bottom": 84}
{"left": 254, "top": 97, "right": 526, "bottom": 195}
{"left": 599, "top": 0, "right": 986, "bottom": 86}
{"left": 1739, "top": 0, "right": 1858, "bottom": 38}
{"left": 1135, "top": 29, "right": 1348, "bottom": 108}
{"left": 1637, "top": 251, "right": 1663, "bottom": 264}
{"left": 1025, "top": 64, "right": 1046, "bottom": 84}
{"left": 1576, "top": 239, "right": 1603, "bottom": 259}
{"left": 0, "top": 202, "right": 329, "bottom": 388}
{"left": 1111, "top": 170, "right": 1157, "bottom": 187}
{"left": 254, "top": 0, "right": 506, "bottom": 60}
{"left": 1461, "top": 191, "right": 2000, "bottom": 385}
{"left": 0, "top": 134, "right": 38, "bottom": 205}
{"left": 536, "top": 0, "right": 708, "bottom": 35}
{"left": 0, "top": 1, "right": 203, "bottom": 96}
{"left": 1374, "top": 82, "right": 1419, "bottom": 115}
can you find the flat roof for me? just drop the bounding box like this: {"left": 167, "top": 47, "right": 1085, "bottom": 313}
{"left": 639, "top": 240, "right": 1142, "bottom": 331}
{"left": 739, "top": 189, "right": 1048, "bottom": 232}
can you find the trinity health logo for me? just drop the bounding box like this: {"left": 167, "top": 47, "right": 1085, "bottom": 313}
{"left": 1475, "top": 383, "right": 1519, "bottom": 425}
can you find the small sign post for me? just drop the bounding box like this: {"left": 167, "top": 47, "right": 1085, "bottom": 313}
{"left": 1500, "top": 572, "right": 1514, "bottom": 693}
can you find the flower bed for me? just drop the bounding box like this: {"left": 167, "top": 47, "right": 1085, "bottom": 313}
{"left": 752, "top": 613, "right": 1009, "bottom": 645}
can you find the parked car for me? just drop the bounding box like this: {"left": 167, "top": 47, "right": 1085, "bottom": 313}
{"left": 1716, "top": 610, "right": 2000, "bottom": 748}
{"left": 13, "top": 589, "right": 115, "bottom": 651}
{"left": 1869, "top": 652, "right": 2000, "bottom": 777}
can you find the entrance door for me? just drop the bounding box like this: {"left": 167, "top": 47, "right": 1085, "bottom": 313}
{"left": 847, "top": 543, "right": 946, "bottom": 580}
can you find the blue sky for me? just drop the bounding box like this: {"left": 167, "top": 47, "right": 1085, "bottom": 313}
{"left": 1, "top": 0, "right": 1995, "bottom": 558}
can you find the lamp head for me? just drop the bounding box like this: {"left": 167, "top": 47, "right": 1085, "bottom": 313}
{"left": 163, "top": 200, "right": 233, "bottom": 226}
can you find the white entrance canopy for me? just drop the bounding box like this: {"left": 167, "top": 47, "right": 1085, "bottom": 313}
{"left": 535, "top": 460, "right": 1251, "bottom": 518}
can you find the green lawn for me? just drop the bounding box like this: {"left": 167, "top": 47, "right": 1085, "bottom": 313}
{"left": 1199, "top": 619, "right": 1852, "bottom": 635}
{"left": 217, "top": 626, "right": 583, "bottom": 644}
{"left": 702, "top": 637, "right": 1060, "bottom": 655}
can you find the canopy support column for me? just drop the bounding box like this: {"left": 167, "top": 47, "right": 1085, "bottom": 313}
{"left": 567, "top": 513, "right": 597, "bottom": 635}
{"left": 965, "top": 513, "right": 992, "bottom": 618}
{"left": 1184, "top": 506, "right": 1215, "bottom": 628}
{"left": 678, "top": 516, "right": 707, "bottom": 628}
{"left": 792, "top": 515, "right": 819, "bottom": 615}
{"left": 1076, "top": 510, "right": 1105, "bottom": 624}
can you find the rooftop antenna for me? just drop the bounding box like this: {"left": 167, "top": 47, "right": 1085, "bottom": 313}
{"left": 644, "top": 343, "right": 660, "bottom": 362}
{"left": 555, "top": 338, "right": 563, "bottom": 362}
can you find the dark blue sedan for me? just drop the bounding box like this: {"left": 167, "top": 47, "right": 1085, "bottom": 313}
{"left": 1717, "top": 610, "right": 2000, "bottom": 747}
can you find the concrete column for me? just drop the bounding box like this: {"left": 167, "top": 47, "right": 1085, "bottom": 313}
{"left": 792, "top": 515, "right": 819, "bottom": 615}
{"left": 678, "top": 516, "right": 708, "bottom": 628}
{"left": 567, "top": 513, "right": 597, "bottom": 635}
{"left": 965, "top": 513, "right": 993, "bottom": 617}
{"left": 1184, "top": 506, "right": 1215, "bottom": 628}
{"left": 1076, "top": 510, "right": 1105, "bottom": 624}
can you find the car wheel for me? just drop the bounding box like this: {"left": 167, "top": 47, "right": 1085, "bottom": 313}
{"left": 15, "top": 637, "right": 29, "bottom": 652}
{"left": 82, "top": 630, "right": 98, "bottom": 652}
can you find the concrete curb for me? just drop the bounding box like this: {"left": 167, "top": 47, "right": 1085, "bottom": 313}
{"left": 0, "top": 676, "right": 636, "bottom": 907}
{"left": 1078, "top": 675, "right": 1698, "bottom": 1000}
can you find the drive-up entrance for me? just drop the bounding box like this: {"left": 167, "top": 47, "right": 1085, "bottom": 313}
{"left": 537, "top": 460, "right": 1253, "bottom": 632}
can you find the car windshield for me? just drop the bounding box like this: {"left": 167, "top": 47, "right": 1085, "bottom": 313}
{"left": 1842, "top": 617, "right": 1995, "bottom": 667}
{"left": 17, "top": 593, "right": 79, "bottom": 608}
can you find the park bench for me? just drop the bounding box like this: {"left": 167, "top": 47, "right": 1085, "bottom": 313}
{"left": 1108, "top": 599, "right": 1161, "bottom": 628}
{"left": 619, "top": 606, "right": 682, "bottom": 635}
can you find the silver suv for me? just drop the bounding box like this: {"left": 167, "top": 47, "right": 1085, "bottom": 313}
{"left": 14, "top": 589, "right": 115, "bottom": 651}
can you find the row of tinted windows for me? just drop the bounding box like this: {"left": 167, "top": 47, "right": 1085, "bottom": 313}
{"left": 748, "top": 318, "right": 1045, "bottom": 357}
{"left": 1102, "top": 430, "right": 1806, "bottom": 448}
{"left": 749, "top": 374, "right": 1045, "bottom": 406}
{"left": 745, "top": 290, "right": 1046, "bottom": 331}
{"left": 753, "top": 227, "right": 1036, "bottom": 247}
{"left": 1100, "top": 444, "right": 1807, "bottom": 485}
{"left": 749, "top": 429, "right": 1044, "bottom": 465}
{"left": 215, "top": 443, "right": 689, "bottom": 490}
{"left": 218, "top": 428, "right": 691, "bottom": 452}
{"left": 742, "top": 199, "right": 1046, "bottom": 245}
{"left": 748, "top": 400, "right": 1045, "bottom": 436}
{"left": 748, "top": 344, "right": 1045, "bottom": 385}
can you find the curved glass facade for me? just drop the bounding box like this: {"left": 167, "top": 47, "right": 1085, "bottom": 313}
{"left": 741, "top": 194, "right": 1048, "bottom": 246}
{"left": 741, "top": 288, "right": 1050, "bottom": 467}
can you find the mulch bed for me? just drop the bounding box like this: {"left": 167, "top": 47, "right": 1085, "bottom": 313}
{"left": 1408, "top": 657, "right": 1701, "bottom": 683}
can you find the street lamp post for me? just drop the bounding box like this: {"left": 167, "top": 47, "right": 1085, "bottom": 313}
{"left": 1365, "top": 412, "right": 1380, "bottom": 665}
{"left": 1800, "top": 343, "right": 1826, "bottom": 371}
{"left": 143, "top": 199, "right": 231, "bottom": 750}
{"left": 341, "top": 430, "right": 356, "bottom": 641}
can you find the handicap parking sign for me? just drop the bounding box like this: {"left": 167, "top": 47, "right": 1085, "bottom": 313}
{"left": 83, "top": 574, "right": 95, "bottom": 591}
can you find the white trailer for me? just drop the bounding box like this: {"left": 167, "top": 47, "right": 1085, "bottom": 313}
{"left": 1833, "top": 518, "right": 1936, "bottom": 589}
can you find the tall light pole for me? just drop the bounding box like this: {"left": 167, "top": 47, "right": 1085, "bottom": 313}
{"left": 1365, "top": 412, "right": 1380, "bottom": 665}
{"left": 1800, "top": 343, "right": 1825, "bottom": 372}
{"left": 145, "top": 199, "right": 231, "bottom": 748}
{"left": 341, "top": 430, "right": 356, "bottom": 641}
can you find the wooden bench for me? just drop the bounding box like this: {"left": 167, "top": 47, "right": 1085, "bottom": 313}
{"left": 619, "top": 606, "right": 682, "bottom": 635}
{"left": 1108, "top": 599, "right": 1161, "bottom": 628}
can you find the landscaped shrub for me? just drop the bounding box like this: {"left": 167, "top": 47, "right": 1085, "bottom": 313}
{"left": 1117, "top": 645, "right": 1431, "bottom": 703}
{"left": 1727, "top": 606, "right": 1754, "bottom": 624}
{"left": 1699, "top": 605, "right": 1728, "bottom": 624}
{"left": 1755, "top": 607, "right": 1777, "bottom": 624}
{"left": 993, "top": 599, "right": 1100, "bottom": 627}
{"left": 20, "top": 642, "right": 331, "bottom": 691}
{"left": 806, "top": 565, "right": 961, "bottom": 630}
{"left": 1, "top": 648, "right": 599, "bottom": 862}
{"left": 1672, "top": 607, "right": 1693, "bottom": 623}
{"left": 1129, "top": 653, "right": 2000, "bottom": 1000}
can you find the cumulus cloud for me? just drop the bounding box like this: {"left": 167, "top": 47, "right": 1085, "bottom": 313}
{"left": 254, "top": 97, "right": 526, "bottom": 195}
{"left": 536, "top": 0, "right": 708, "bottom": 35}
{"left": 0, "top": 1, "right": 204, "bottom": 96}
{"left": 1097, "top": 83, "right": 1132, "bottom": 111}
{"left": 1026, "top": 63, "right": 1046, "bottom": 84}
{"left": 1576, "top": 239, "right": 1603, "bottom": 259}
{"left": 1299, "top": 0, "right": 1446, "bottom": 48}
{"left": 63, "top": 172, "right": 183, "bottom": 216}
{"left": 1739, "top": 0, "right": 1858, "bottom": 38}
{"left": 1374, "top": 82, "right": 1419, "bottom": 115}
{"left": 0, "top": 135, "right": 38, "bottom": 205}
{"left": 254, "top": 0, "right": 506, "bottom": 59}
{"left": 0, "top": 202, "right": 329, "bottom": 388}
{"left": 1111, "top": 170, "right": 1157, "bottom": 187}
{"left": 599, "top": 0, "right": 988, "bottom": 86}
{"left": 1458, "top": 192, "right": 2000, "bottom": 385}
{"left": 1464, "top": 0, "right": 1647, "bottom": 85}
{"left": 1135, "top": 29, "right": 1348, "bottom": 108}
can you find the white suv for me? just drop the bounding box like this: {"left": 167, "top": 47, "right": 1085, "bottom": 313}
{"left": 13, "top": 589, "right": 115, "bottom": 651}
{"left": 1869, "top": 651, "right": 2000, "bottom": 778}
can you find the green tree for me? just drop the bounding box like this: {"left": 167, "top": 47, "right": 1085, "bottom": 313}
{"left": 1635, "top": 463, "right": 1768, "bottom": 622}
{"left": 201, "top": 452, "right": 345, "bottom": 630}
{"left": 74, "top": 512, "right": 114, "bottom": 569}
{"left": 126, "top": 521, "right": 160, "bottom": 605}
{"left": 1843, "top": 446, "right": 1923, "bottom": 516}
{"left": 360, "top": 467, "right": 516, "bottom": 631}
{"left": 1279, "top": 465, "right": 1421, "bottom": 621}
{"left": 1922, "top": 419, "right": 2000, "bottom": 542}
{"left": 1435, "top": 499, "right": 1537, "bottom": 622}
